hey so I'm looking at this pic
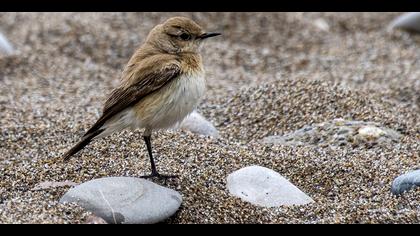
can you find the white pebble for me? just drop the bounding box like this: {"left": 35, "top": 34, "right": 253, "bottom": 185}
{"left": 227, "top": 165, "right": 314, "bottom": 207}
{"left": 358, "top": 126, "right": 385, "bottom": 138}
{"left": 0, "top": 32, "right": 14, "bottom": 55}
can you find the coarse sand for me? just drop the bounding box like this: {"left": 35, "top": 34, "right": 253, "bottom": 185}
{"left": 0, "top": 12, "right": 419, "bottom": 223}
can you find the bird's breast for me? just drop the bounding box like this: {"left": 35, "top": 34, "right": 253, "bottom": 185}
{"left": 133, "top": 70, "right": 206, "bottom": 130}
{"left": 163, "top": 71, "right": 206, "bottom": 117}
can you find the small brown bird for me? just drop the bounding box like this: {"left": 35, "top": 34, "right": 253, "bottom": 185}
{"left": 63, "top": 17, "right": 220, "bottom": 178}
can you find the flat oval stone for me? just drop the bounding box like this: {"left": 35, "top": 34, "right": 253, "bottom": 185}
{"left": 391, "top": 170, "right": 420, "bottom": 195}
{"left": 60, "top": 177, "right": 182, "bottom": 224}
{"left": 227, "top": 165, "right": 314, "bottom": 207}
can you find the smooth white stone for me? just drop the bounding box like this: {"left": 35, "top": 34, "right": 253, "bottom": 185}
{"left": 313, "top": 18, "right": 330, "bottom": 32}
{"left": 177, "top": 111, "right": 219, "bottom": 138}
{"left": 227, "top": 166, "right": 314, "bottom": 207}
{"left": 357, "top": 126, "right": 386, "bottom": 138}
{"left": 0, "top": 32, "right": 14, "bottom": 55}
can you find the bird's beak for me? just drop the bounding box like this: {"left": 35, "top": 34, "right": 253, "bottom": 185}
{"left": 198, "top": 32, "right": 221, "bottom": 40}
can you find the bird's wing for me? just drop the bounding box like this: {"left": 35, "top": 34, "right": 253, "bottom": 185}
{"left": 83, "top": 62, "right": 181, "bottom": 137}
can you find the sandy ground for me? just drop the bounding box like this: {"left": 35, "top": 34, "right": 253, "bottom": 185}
{"left": 0, "top": 12, "right": 419, "bottom": 223}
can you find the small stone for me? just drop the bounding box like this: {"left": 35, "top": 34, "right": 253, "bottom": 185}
{"left": 391, "top": 169, "right": 420, "bottom": 195}
{"left": 0, "top": 32, "right": 14, "bottom": 56}
{"left": 389, "top": 12, "right": 420, "bottom": 33}
{"left": 85, "top": 214, "right": 108, "bottom": 224}
{"left": 313, "top": 18, "right": 330, "bottom": 32}
{"left": 357, "top": 126, "right": 386, "bottom": 138}
{"left": 226, "top": 165, "right": 314, "bottom": 207}
{"left": 60, "top": 177, "right": 182, "bottom": 224}
{"left": 177, "top": 110, "right": 219, "bottom": 138}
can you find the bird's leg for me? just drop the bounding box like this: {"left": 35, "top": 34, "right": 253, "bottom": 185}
{"left": 143, "top": 135, "right": 158, "bottom": 176}
{"left": 140, "top": 135, "right": 178, "bottom": 179}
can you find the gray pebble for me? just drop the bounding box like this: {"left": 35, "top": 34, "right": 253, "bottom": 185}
{"left": 391, "top": 169, "right": 420, "bottom": 195}
{"left": 389, "top": 12, "right": 420, "bottom": 33}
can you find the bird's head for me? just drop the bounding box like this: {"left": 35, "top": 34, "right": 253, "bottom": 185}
{"left": 145, "top": 16, "right": 221, "bottom": 54}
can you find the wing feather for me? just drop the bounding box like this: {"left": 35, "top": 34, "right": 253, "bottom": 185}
{"left": 83, "top": 63, "right": 180, "bottom": 137}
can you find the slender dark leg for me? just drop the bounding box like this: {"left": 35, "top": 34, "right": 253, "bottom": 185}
{"left": 140, "top": 135, "right": 177, "bottom": 179}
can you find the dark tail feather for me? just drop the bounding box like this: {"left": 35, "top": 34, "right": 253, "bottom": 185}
{"left": 63, "top": 128, "right": 104, "bottom": 161}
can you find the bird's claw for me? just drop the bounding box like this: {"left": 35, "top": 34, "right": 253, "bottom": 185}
{"left": 140, "top": 172, "right": 178, "bottom": 179}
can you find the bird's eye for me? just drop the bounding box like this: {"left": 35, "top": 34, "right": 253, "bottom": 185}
{"left": 179, "top": 33, "right": 191, "bottom": 41}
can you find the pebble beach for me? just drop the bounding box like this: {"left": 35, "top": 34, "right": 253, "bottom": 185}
{"left": 0, "top": 12, "right": 419, "bottom": 223}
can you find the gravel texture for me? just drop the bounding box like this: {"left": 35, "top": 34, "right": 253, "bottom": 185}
{"left": 0, "top": 12, "right": 419, "bottom": 224}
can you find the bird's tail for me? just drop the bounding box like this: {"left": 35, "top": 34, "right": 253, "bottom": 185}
{"left": 63, "top": 128, "right": 104, "bottom": 161}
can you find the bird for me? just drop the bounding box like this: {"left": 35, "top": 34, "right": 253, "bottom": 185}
{"left": 62, "top": 16, "right": 221, "bottom": 179}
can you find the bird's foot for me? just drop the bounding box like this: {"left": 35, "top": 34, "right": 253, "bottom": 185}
{"left": 140, "top": 172, "right": 178, "bottom": 179}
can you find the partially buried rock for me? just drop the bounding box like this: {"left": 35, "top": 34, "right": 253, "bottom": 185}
{"left": 227, "top": 165, "right": 314, "bottom": 207}
{"left": 177, "top": 110, "right": 219, "bottom": 138}
{"left": 313, "top": 18, "right": 330, "bottom": 32}
{"left": 262, "top": 119, "right": 401, "bottom": 148}
{"left": 85, "top": 214, "right": 108, "bottom": 224}
{"left": 389, "top": 12, "right": 420, "bottom": 33}
{"left": 0, "top": 32, "right": 14, "bottom": 56}
{"left": 60, "top": 177, "right": 182, "bottom": 224}
{"left": 391, "top": 169, "right": 420, "bottom": 195}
